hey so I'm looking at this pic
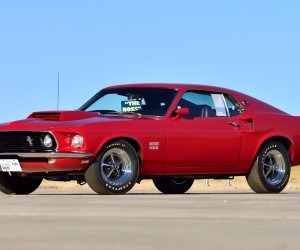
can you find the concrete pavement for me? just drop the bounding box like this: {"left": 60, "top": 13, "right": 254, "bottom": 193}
{"left": 0, "top": 189, "right": 299, "bottom": 250}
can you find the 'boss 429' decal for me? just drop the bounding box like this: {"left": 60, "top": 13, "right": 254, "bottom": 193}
{"left": 149, "top": 142, "right": 160, "bottom": 150}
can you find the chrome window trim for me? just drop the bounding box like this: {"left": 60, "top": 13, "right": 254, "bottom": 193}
{"left": 221, "top": 94, "right": 231, "bottom": 117}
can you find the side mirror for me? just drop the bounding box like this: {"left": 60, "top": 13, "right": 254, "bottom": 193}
{"left": 175, "top": 107, "right": 189, "bottom": 117}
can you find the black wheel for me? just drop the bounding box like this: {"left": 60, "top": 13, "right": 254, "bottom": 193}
{"left": 0, "top": 172, "right": 43, "bottom": 195}
{"left": 153, "top": 177, "right": 194, "bottom": 194}
{"left": 84, "top": 140, "right": 139, "bottom": 195}
{"left": 246, "top": 141, "right": 290, "bottom": 193}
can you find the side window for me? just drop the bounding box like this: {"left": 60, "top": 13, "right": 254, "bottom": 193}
{"left": 177, "top": 91, "right": 227, "bottom": 117}
{"left": 224, "top": 94, "right": 244, "bottom": 116}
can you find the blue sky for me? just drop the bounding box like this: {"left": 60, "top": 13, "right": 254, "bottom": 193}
{"left": 0, "top": 0, "right": 299, "bottom": 122}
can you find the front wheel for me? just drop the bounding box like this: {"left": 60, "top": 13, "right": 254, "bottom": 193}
{"left": 246, "top": 142, "right": 290, "bottom": 193}
{"left": 84, "top": 140, "right": 139, "bottom": 195}
{"left": 0, "top": 172, "right": 43, "bottom": 195}
{"left": 153, "top": 177, "right": 194, "bottom": 194}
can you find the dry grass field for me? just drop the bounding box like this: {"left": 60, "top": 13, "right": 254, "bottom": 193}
{"left": 39, "top": 165, "right": 300, "bottom": 192}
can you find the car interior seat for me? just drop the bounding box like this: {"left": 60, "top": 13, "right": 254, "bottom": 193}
{"left": 201, "top": 105, "right": 214, "bottom": 117}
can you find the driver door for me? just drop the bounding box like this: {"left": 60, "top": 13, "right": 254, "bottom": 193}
{"left": 166, "top": 90, "right": 242, "bottom": 170}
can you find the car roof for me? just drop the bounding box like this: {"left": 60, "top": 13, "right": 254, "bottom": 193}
{"left": 104, "top": 83, "right": 238, "bottom": 94}
{"left": 103, "top": 83, "right": 288, "bottom": 115}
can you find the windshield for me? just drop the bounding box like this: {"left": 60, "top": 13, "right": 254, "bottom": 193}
{"left": 80, "top": 87, "right": 178, "bottom": 116}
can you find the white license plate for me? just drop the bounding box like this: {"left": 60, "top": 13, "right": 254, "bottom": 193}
{"left": 0, "top": 159, "right": 22, "bottom": 172}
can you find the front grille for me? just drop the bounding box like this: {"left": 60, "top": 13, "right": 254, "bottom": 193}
{"left": 0, "top": 131, "right": 57, "bottom": 153}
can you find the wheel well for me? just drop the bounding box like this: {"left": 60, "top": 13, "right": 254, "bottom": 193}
{"left": 256, "top": 137, "right": 292, "bottom": 164}
{"left": 261, "top": 137, "right": 291, "bottom": 152}
{"left": 102, "top": 137, "right": 142, "bottom": 157}
{"left": 247, "top": 136, "right": 292, "bottom": 176}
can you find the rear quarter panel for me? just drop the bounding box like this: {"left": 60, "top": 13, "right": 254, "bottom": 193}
{"left": 238, "top": 113, "right": 300, "bottom": 172}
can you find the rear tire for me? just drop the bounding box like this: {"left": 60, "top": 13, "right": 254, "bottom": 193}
{"left": 246, "top": 142, "right": 290, "bottom": 193}
{"left": 153, "top": 177, "right": 194, "bottom": 194}
{"left": 85, "top": 140, "right": 139, "bottom": 195}
{"left": 0, "top": 172, "right": 43, "bottom": 195}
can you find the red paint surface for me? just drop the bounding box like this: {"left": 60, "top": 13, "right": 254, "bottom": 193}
{"left": 1, "top": 83, "right": 300, "bottom": 178}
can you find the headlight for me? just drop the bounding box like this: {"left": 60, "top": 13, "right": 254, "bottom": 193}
{"left": 72, "top": 135, "right": 84, "bottom": 148}
{"left": 42, "top": 134, "right": 53, "bottom": 148}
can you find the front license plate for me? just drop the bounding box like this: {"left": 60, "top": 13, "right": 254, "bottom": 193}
{"left": 0, "top": 159, "right": 22, "bottom": 172}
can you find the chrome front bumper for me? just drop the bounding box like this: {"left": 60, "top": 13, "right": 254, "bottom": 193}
{"left": 0, "top": 152, "right": 93, "bottom": 159}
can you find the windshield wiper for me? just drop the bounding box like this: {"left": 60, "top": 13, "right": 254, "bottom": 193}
{"left": 107, "top": 111, "right": 142, "bottom": 117}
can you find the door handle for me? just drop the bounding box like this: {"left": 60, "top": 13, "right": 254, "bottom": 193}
{"left": 228, "top": 122, "right": 240, "bottom": 128}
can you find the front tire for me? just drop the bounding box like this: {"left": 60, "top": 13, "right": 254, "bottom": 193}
{"left": 246, "top": 142, "right": 290, "bottom": 193}
{"left": 0, "top": 173, "right": 43, "bottom": 195}
{"left": 84, "top": 140, "right": 139, "bottom": 195}
{"left": 153, "top": 177, "right": 194, "bottom": 194}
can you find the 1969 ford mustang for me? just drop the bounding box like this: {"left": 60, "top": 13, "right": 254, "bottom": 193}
{"left": 0, "top": 83, "right": 300, "bottom": 195}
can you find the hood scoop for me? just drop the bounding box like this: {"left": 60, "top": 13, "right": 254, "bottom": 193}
{"left": 27, "top": 111, "right": 100, "bottom": 121}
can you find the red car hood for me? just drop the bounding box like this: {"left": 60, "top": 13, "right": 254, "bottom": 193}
{"left": 0, "top": 111, "right": 159, "bottom": 131}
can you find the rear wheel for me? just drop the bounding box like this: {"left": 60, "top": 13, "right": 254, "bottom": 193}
{"left": 84, "top": 140, "right": 139, "bottom": 195}
{"left": 153, "top": 177, "right": 194, "bottom": 194}
{"left": 0, "top": 172, "right": 43, "bottom": 195}
{"left": 247, "top": 142, "right": 290, "bottom": 193}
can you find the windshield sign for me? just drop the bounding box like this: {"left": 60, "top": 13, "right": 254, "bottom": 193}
{"left": 121, "top": 100, "right": 142, "bottom": 112}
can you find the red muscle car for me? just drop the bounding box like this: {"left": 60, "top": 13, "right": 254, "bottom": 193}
{"left": 0, "top": 83, "right": 299, "bottom": 195}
